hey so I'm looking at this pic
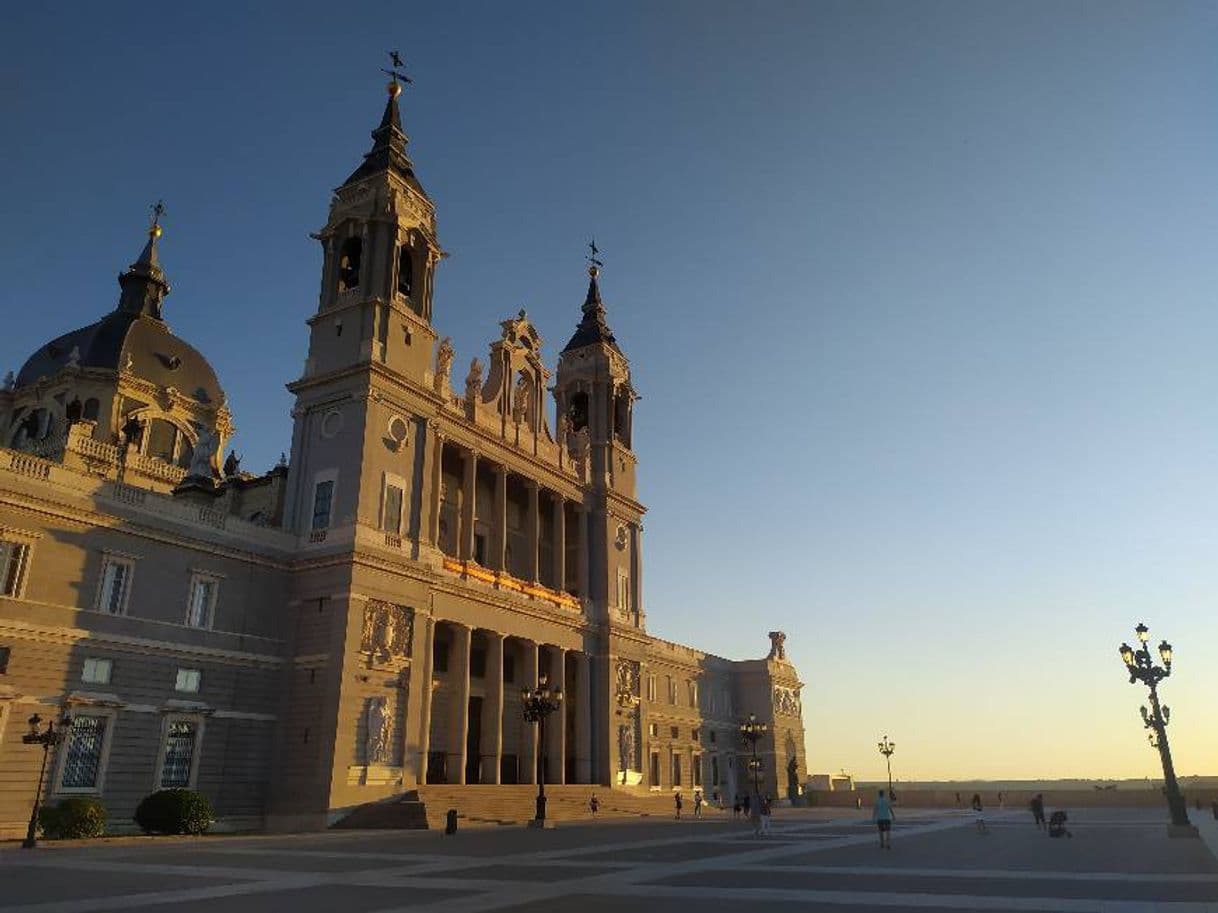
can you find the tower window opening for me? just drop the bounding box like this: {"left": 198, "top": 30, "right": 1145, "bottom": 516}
{"left": 82, "top": 398, "right": 100, "bottom": 421}
{"left": 397, "top": 246, "right": 414, "bottom": 299}
{"left": 337, "top": 237, "right": 362, "bottom": 292}
{"left": 614, "top": 389, "right": 632, "bottom": 447}
{"left": 569, "top": 392, "right": 589, "bottom": 432}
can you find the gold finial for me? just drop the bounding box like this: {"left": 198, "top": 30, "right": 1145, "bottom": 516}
{"left": 387, "top": 80, "right": 402, "bottom": 99}
{"left": 149, "top": 200, "right": 165, "bottom": 239}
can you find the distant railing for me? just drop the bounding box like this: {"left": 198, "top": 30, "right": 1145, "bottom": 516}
{"left": 8, "top": 452, "right": 52, "bottom": 480}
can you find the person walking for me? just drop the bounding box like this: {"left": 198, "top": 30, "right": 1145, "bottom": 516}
{"left": 693, "top": 791, "right": 704, "bottom": 819}
{"left": 760, "top": 795, "right": 773, "bottom": 837}
{"left": 589, "top": 793, "right": 599, "bottom": 818}
{"left": 674, "top": 791, "right": 683, "bottom": 820}
{"left": 972, "top": 793, "right": 987, "bottom": 834}
{"left": 998, "top": 791, "right": 1005, "bottom": 810}
{"left": 1029, "top": 793, "right": 1045, "bottom": 830}
{"left": 872, "top": 789, "right": 895, "bottom": 849}
{"left": 743, "top": 793, "right": 752, "bottom": 817}
{"left": 733, "top": 796, "right": 742, "bottom": 819}
{"left": 750, "top": 795, "right": 763, "bottom": 838}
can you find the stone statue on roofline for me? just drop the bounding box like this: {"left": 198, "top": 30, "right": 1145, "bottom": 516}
{"left": 434, "top": 337, "right": 454, "bottom": 394}
{"left": 767, "top": 631, "right": 787, "bottom": 662}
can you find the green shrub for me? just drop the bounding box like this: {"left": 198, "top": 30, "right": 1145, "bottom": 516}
{"left": 133, "top": 789, "right": 214, "bottom": 835}
{"left": 38, "top": 797, "right": 107, "bottom": 839}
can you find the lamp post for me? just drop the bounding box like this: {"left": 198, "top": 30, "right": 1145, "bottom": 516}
{"left": 1118, "top": 622, "right": 1195, "bottom": 836}
{"left": 21, "top": 711, "right": 71, "bottom": 849}
{"left": 878, "top": 735, "right": 896, "bottom": 801}
{"left": 739, "top": 713, "right": 768, "bottom": 801}
{"left": 521, "top": 672, "right": 562, "bottom": 827}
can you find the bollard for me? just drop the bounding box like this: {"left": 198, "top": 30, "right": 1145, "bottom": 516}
{"left": 445, "top": 808, "right": 458, "bottom": 835}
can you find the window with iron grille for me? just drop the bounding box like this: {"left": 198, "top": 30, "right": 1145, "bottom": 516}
{"left": 96, "top": 556, "right": 133, "bottom": 615}
{"left": 160, "top": 720, "right": 198, "bottom": 788}
{"left": 61, "top": 715, "right": 107, "bottom": 789}
{"left": 185, "top": 574, "right": 219, "bottom": 629}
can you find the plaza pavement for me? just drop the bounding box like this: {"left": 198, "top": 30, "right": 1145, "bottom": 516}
{"left": 1, "top": 806, "right": 1216, "bottom": 912}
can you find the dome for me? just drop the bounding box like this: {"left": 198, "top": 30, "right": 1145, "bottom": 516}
{"left": 15, "top": 310, "right": 224, "bottom": 406}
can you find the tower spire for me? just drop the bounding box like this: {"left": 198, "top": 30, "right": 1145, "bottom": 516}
{"left": 342, "top": 54, "right": 422, "bottom": 190}
{"left": 117, "top": 201, "right": 170, "bottom": 320}
{"left": 563, "top": 240, "right": 620, "bottom": 353}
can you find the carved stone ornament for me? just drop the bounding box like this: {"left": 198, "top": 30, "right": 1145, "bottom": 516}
{"left": 773, "top": 686, "right": 800, "bottom": 717}
{"left": 359, "top": 600, "right": 414, "bottom": 663}
{"left": 511, "top": 373, "right": 531, "bottom": 425}
{"left": 188, "top": 427, "right": 217, "bottom": 478}
{"left": 434, "top": 337, "right": 454, "bottom": 393}
{"left": 618, "top": 710, "right": 640, "bottom": 771}
{"left": 364, "top": 695, "right": 393, "bottom": 765}
{"left": 766, "top": 630, "right": 787, "bottom": 662}
{"left": 615, "top": 525, "right": 628, "bottom": 551}
{"left": 465, "top": 358, "right": 483, "bottom": 405}
{"left": 614, "top": 658, "right": 640, "bottom": 707}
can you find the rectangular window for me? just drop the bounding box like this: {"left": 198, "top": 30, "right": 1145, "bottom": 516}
{"left": 311, "top": 479, "right": 335, "bottom": 530}
{"left": 666, "top": 676, "right": 675, "bottom": 704}
{"left": 649, "top": 751, "right": 660, "bottom": 787}
{"left": 470, "top": 647, "right": 487, "bottom": 679}
{"left": 81, "top": 657, "right": 112, "bottom": 685}
{"left": 0, "top": 540, "right": 30, "bottom": 597}
{"left": 672, "top": 754, "right": 682, "bottom": 787}
{"left": 383, "top": 483, "right": 404, "bottom": 534}
{"left": 689, "top": 681, "right": 699, "bottom": 708}
{"left": 175, "top": 668, "right": 201, "bottom": 693}
{"left": 502, "top": 652, "right": 516, "bottom": 683}
{"left": 185, "top": 575, "right": 219, "bottom": 629}
{"left": 693, "top": 754, "right": 702, "bottom": 787}
{"left": 710, "top": 731, "right": 717, "bottom": 744}
{"left": 617, "top": 572, "right": 630, "bottom": 612}
{"left": 96, "top": 556, "right": 132, "bottom": 615}
{"left": 648, "top": 722, "right": 658, "bottom": 737}
{"left": 0, "top": 644, "right": 9, "bottom": 674}
{"left": 646, "top": 674, "right": 656, "bottom": 702}
{"left": 159, "top": 720, "right": 198, "bottom": 788}
{"left": 692, "top": 728, "right": 701, "bottom": 743}
{"left": 433, "top": 639, "right": 449, "bottom": 673}
{"left": 670, "top": 725, "right": 679, "bottom": 739}
{"left": 473, "top": 532, "right": 487, "bottom": 566}
{"left": 60, "top": 715, "right": 108, "bottom": 789}
{"left": 712, "top": 755, "right": 720, "bottom": 786}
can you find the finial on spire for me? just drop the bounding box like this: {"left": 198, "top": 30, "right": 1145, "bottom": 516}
{"left": 382, "top": 49, "right": 413, "bottom": 96}
{"left": 586, "top": 238, "right": 604, "bottom": 279}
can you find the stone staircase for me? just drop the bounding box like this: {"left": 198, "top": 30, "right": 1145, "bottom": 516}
{"left": 332, "top": 785, "right": 724, "bottom": 830}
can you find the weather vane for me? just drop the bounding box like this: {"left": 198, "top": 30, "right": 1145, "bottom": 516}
{"left": 587, "top": 238, "right": 604, "bottom": 272}
{"left": 382, "top": 50, "right": 413, "bottom": 87}
{"left": 149, "top": 200, "right": 165, "bottom": 237}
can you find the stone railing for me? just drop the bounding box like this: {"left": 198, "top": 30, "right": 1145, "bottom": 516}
{"left": 8, "top": 452, "right": 52, "bottom": 481}
{"left": 441, "top": 557, "right": 582, "bottom": 612}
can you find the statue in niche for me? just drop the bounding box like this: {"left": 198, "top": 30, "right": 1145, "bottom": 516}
{"left": 614, "top": 659, "right": 640, "bottom": 706}
{"left": 365, "top": 696, "right": 392, "bottom": 765}
{"left": 189, "top": 427, "right": 218, "bottom": 478}
{"left": 512, "top": 374, "right": 531, "bottom": 425}
{"left": 223, "top": 450, "right": 241, "bottom": 478}
{"left": 434, "top": 337, "right": 454, "bottom": 393}
{"left": 67, "top": 346, "right": 81, "bottom": 368}
{"left": 557, "top": 412, "right": 572, "bottom": 445}
{"left": 464, "top": 358, "right": 483, "bottom": 405}
{"left": 767, "top": 631, "right": 787, "bottom": 662}
{"left": 573, "top": 427, "right": 590, "bottom": 477}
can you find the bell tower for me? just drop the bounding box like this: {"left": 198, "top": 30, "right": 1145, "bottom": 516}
{"left": 303, "top": 76, "right": 442, "bottom": 384}
{"left": 283, "top": 73, "right": 445, "bottom": 538}
{"left": 555, "top": 254, "right": 644, "bottom": 628}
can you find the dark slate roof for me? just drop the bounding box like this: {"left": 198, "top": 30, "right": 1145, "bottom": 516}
{"left": 16, "top": 311, "right": 224, "bottom": 405}
{"left": 342, "top": 89, "right": 428, "bottom": 196}
{"left": 562, "top": 270, "right": 622, "bottom": 353}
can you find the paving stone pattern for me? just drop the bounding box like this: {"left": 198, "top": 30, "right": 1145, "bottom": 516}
{"left": 1, "top": 807, "right": 1215, "bottom": 912}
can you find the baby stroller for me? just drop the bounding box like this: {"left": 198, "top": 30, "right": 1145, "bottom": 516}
{"left": 1048, "top": 810, "right": 1072, "bottom": 838}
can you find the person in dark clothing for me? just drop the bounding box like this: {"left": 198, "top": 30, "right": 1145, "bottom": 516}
{"left": 1029, "top": 793, "right": 1046, "bottom": 830}
{"left": 743, "top": 794, "right": 752, "bottom": 816}
{"left": 674, "top": 791, "right": 683, "bottom": 819}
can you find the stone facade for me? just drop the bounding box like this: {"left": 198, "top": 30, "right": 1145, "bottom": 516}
{"left": 0, "top": 79, "right": 806, "bottom": 836}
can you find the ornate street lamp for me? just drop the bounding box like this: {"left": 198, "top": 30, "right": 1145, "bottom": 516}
{"left": 1118, "top": 622, "right": 1195, "bottom": 836}
{"left": 739, "top": 713, "right": 768, "bottom": 800}
{"left": 21, "top": 711, "right": 72, "bottom": 849}
{"left": 521, "top": 673, "right": 562, "bottom": 827}
{"left": 878, "top": 735, "right": 896, "bottom": 801}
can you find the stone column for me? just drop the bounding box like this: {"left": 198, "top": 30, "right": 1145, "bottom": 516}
{"left": 453, "top": 624, "right": 472, "bottom": 784}
{"left": 484, "top": 632, "right": 505, "bottom": 784}
{"left": 416, "top": 616, "right": 436, "bottom": 785}
{"left": 460, "top": 449, "right": 478, "bottom": 561}
{"left": 427, "top": 431, "right": 446, "bottom": 546}
{"left": 549, "top": 647, "right": 566, "bottom": 784}
{"left": 526, "top": 481, "right": 540, "bottom": 583}
{"left": 552, "top": 496, "right": 566, "bottom": 592}
{"left": 575, "top": 652, "right": 592, "bottom": 784}
{"left": 576, "top": 506, "right": 589, "bottom": 603}
{"left": 492, "top": 465, "right": 508, "bottom": 573}
{"left": 522, "top": 639, "right": 539, "bottom": 785}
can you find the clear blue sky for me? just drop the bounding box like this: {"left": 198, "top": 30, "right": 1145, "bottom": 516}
{"left": 4, "top": 1, "right": 1217, "bottom": 781}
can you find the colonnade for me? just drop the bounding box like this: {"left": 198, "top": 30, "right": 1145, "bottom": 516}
{"left": 416, "top": 619, "right": 594, "bottom": 786}
{"left": 420, "top": 432, "right": 588, "bottom": 597}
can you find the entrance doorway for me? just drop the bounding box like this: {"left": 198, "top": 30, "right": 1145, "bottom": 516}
{"left": 465, "top": 696, "right": 482, "bottom": 783}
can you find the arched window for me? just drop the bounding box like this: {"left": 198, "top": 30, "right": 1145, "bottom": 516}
{"left": 397, "top": 245, "right": 413, "bottom": 298}
{"left": 82, "top": 398, "right": 100, "bottom": 421}
{"left": 146, "top": 418, "right": 179, "bottom": 462}
{"left": 337, "top": 236, "right": 362, "bottom": 292}
{"left": 614, "top": 389, "right": 632, "bottom": 447}
{"left": 569, "top": 392, "right": 589, "bottom": 432}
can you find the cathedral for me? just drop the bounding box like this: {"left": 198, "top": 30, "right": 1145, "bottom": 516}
{"left": 0, "top": 77, "right": 806, "bottom": 834}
